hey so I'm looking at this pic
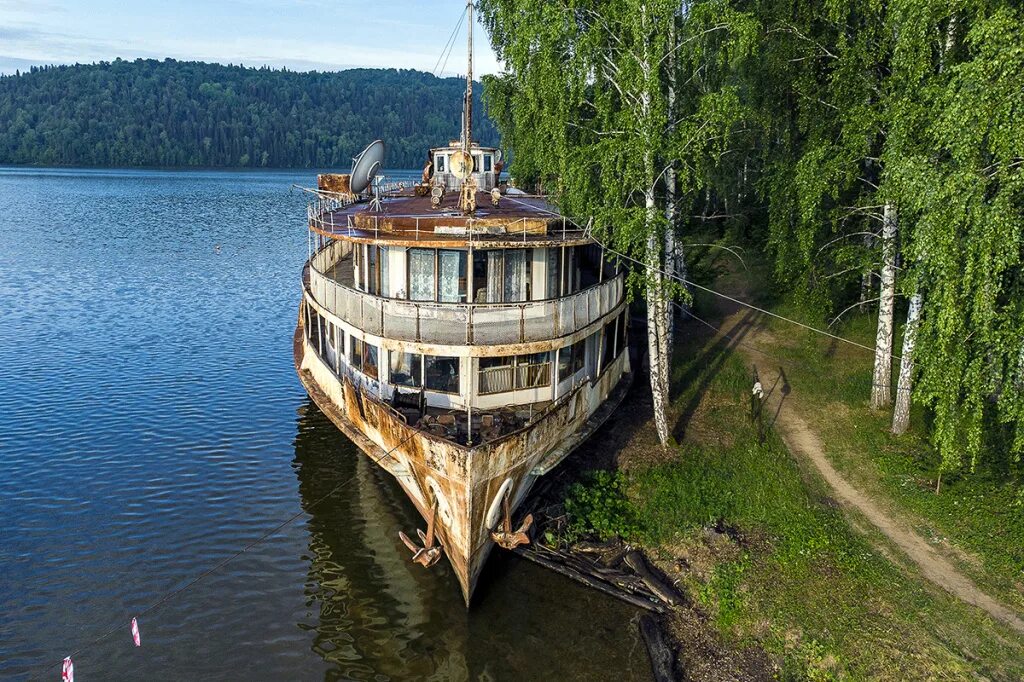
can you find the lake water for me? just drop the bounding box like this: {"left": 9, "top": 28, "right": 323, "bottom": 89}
{"left": 0, "top": 167, "right": 646, "bottom": 681}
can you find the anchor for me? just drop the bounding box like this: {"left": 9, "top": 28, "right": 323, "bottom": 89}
{"left": 490, "top": 489, "right": 533, "bottom": 550}
{"left": 399, "top": 501, "right": 443, "bottom": 568}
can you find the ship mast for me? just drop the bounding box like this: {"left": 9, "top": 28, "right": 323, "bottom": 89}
{"left": 463, "top": 0, "right": 473, "bottom": 153}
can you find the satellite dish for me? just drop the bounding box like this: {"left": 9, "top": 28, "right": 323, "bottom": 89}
{"left": 351, "top": 140, "right": 385, "bottom": 194}
{"left": 495, "top": 149, "right": 504, "bottom": 163}
{"left": 450, "top": 150, "right": 473, "bottom": 180}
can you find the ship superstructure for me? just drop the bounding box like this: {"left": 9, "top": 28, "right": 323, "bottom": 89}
{"left": 293, "top": 1, "right": 631, "bottom": 602}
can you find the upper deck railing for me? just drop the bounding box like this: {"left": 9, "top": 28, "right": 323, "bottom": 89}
{"left": 305, "top": 242, "right": 624, "bottom": 347}
{"left": 305, "top": 194, "right": 591, "bottom": 245}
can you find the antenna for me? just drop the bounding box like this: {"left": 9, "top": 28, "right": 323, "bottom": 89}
{"left": 458, "top": 0, "right": 475, "bottom": 214}
{"left": 464, "top": 0, "right": 473, "bottom": 153}
{"left": 350, "top": 139, "right": 385, "bottom": 194}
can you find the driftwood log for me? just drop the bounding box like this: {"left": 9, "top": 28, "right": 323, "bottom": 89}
{"left": 514, "top": 547, "right": 665, "bottom": 613}
{"left": 639, "top": 615, "right": 678, "bottom": 682}
{"left": 624, "top": 551, "right": 685, "bottom": 606}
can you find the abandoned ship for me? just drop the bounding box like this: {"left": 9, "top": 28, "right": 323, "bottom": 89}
{"left": 293, "top": 0, "right": 631, "bottom": 603}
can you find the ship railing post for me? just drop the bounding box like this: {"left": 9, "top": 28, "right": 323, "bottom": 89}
{"left": 415, "top": 304, "right": 421, "bottom": 343}
{"left": 520, "top": 304, "right": 525, "bottom": 343}
{"left": 467, "top": 304, "right": 473, "bottom": 345}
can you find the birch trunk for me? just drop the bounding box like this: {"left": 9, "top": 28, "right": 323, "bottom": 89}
{"left": 891, "top": 291, "right": 921, "bottom": 434}
{"left": 646, "top": 171, "right": 670, "bottom": 447}
{"left": 664, "top": 11, "right": 677, "bottom": 350}
{"left": 870, "top": 203, "right": 898, "bottom": 409}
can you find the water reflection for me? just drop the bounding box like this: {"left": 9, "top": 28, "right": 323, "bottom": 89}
{"left": 292, "top": 399, "right": 648, "bottom": 681}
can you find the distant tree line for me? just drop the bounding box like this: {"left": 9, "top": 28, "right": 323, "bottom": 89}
{"left": 0, "top": 58, "right": 499, "bottom": 169}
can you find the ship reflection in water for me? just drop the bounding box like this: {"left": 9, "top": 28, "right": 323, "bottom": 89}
{"left": 291, "top": 399, "right": 647, "bottom": 680}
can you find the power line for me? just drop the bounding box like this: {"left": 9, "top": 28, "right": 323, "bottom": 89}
{"left": 498, "top": 193, "right": 895, "bottom": 360}
{"left": 32, "top": 420, "right": 425, "bottom": 682}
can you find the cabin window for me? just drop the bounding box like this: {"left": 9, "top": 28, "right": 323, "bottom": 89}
{"left": 390, "top": 351, "right": 422, "bottom": 388}
{"left": 472, "top": 155, "right": 480, "bottom": 172}
{"left": 380, "top": 247, "right": 390, "bottom": 297}
{"left": 547, "top": 247, "right": 561, "bottom": 299}
{"left": 424, "top": 355, "right": 460, "bottom": 393}
{"left": 484, "top": 155, "right": 492, "bottom": 172}
{"left": 474, "top": 249, "right": 532, "bottom": 303}
{"left": 305, "top": 303, "right": 316, "bottom": 343}
{"left": 599, "top": 317, "right": 617, "bottom": 374}
{"left": 579, "top": 244, "right": 602, "bottom": 290}
{"left": 516, "top": 352, "right": 552, "bottom": 389}
{"left": 353, "top": 245, "right": 364, "bottom": 291}
{"left": 561, "top": 246, "right": 578, "bottom": 295}
{"left": 558, "top": 339, "right": 586, "bottom": 382}
{"left": 315, "top": 311, "right": 326, "bottom": 355}
{"left": 438, "top": 249, "right": 467, "bottom": 303}
{"left": 436, "top": 155, "right": 446, "bottom": 172}
{"left": 350, "top": 337, "right": 363, "bottom": 371}
{"left": 366, "top": 245, "right": 380, "bottom": 295}
{"left": 409, "top": 248, "right": 436, "bottom": 301}
{"left": 363, "top": 342, "right": 379, "bottom": 380}
{"left": 617, "top": 310, "right": 628, "bottom": 357}
{"left": 479, "top": 353, "right": 551, "bottom": 394}
{"left": 478, "top": 356, "right": 513, "bottom": 394}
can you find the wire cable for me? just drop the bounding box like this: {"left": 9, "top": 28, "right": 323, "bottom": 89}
{"left": 498, "top": 193, "right": 897, "bottom": 359}
{"left": 433, "top": 7, "right": 468, "bottom": 77}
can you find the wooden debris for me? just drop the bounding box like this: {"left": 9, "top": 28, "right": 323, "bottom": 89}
{"left": 624, "top": 551, "right": 684, "bottom": 606}
{"left": 639, "top": 615, "right": 678, "bottom": 682}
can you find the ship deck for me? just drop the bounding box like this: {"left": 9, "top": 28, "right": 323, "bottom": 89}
{"left": 309, "top": 189, "right": 592, "bottom": 247}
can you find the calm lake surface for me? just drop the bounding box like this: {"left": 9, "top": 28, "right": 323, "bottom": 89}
{"left": 0, "top": 167, "right": 646, "bottom": 681}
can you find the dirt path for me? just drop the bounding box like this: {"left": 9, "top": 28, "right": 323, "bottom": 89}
{"left": 713, "top": 304, "right": 1024, "bottom": 636}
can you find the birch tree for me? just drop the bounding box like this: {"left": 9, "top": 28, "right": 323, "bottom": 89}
{"left": 480, "top": 0, "right": 755, "bottom": 447}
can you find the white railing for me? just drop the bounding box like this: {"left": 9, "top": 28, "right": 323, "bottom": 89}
{"left": 306, "top": 200, "right": 590, "bottom": 244}
{"left": 306, "top": 244, "right": 624, "bottom": 347}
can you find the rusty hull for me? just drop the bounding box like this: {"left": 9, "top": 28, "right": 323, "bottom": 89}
{"left": 294, "top": 309, "right": 631, "bottom": 604}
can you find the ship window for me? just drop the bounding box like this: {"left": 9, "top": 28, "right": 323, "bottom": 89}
{"left": 363, "top": 342, "right": 379, "bottom": 380}
{"left": 479, "top": 356, "right": 513, "bottom": 394}
{"left": 474, "top": 249, "right": 532, "bottom": 303}
{"left": 558, "top": 339, "right": 586, "bottom": 382}
{"left": 353, "top": 244, "right": 364, "bottom": 291}
{"left": 350, "top": 337, "right": 363, "bottom": 371}
{"left": 561, "top": 246, "right": 578, "bottom": 295}
{"left": 599, "top": 318, "right": 616, "bottom": 374}
{"left": 438, "top": 249, "right": 467, "bottom": 302}
{"left": 409, "top": 248, "right": 436, "bottom": 301}
{"left": 380, "top": 247, "right": 390, "bottom": 297}
{"left": 366, "top": 245, "right": 380, "bottom": 295}
{"left": 516, "top": 352, "right": 551, "bottom": 389}
{"left": 390, "top": 351, "right": 422, "bottom": 388}
{"left": 436, "top": 155, "right": 446, "bottom": 172}
{"left": 484, "top": 155, "right": 492, "bottom": 172}
{"left": 479, "top": 354, "right": 551, "bottom": 394}
{"left": 472, "top": 155, "right": 480, "bottom": 172}
{"left": 424, "top": 355, "right": 460, "bottom": 394}
{"left": 547, "top": 247, "right": 561, "bottom": 299}
{"left": 617, "top": 311, "right": 627, "bottom": 358}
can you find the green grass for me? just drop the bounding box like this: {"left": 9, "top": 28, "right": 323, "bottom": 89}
{"left": 564, "top": 312, "right": 1024, "bottom": 680}
{"left": 754, "top": 295, "right": 1024, "bottom": 613}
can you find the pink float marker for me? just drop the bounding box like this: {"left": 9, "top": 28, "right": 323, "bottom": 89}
{"left": 61, "top": 656, "right": 74, "bottom": 682}
{"left": 131, "top": 617, "right": 141, "bottom": 646}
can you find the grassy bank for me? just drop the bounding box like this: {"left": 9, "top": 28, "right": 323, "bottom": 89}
{"left": 754, "top": 291, "right": 1024, "bottom": 615}
{"left": 564, "top": 280, "right": 1024, "bottom": 679}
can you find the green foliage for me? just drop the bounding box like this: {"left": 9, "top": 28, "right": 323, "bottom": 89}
{"left": 0, "top": 59, "right": 498, "bottom": 169}
{"left": 564, "top": 470, "right": 643, "bottom": 542}
{"left": 479, "top": 0, "right": 756, "bottom": 283}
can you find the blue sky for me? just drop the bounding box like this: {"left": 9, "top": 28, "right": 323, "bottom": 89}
{"left": 0, "top": 0, "right": 500, "bottom": 75}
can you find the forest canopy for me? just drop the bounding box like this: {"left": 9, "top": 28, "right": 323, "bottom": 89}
{"left": 0, "top": 58, "right": 499, "bottom": 169}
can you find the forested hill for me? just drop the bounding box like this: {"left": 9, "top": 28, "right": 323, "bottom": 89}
{"left": 0, "top": 59, "right": 500, "bottom": 169}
